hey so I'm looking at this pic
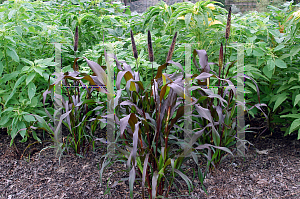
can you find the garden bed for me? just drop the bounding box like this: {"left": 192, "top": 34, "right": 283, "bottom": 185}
{"left": 1, "top": 115, "right": 300, "bottom": 199}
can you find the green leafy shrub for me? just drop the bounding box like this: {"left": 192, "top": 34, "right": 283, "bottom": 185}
{"left": 224, "top": 1, "right": 300, "bottom": 139}
{"left": 0, "top": 0, "right": 74, "bottom": 146}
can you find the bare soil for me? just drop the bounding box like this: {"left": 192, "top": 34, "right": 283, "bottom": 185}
{"left": 1, "top": 115, "right": 300, "bottom": 199}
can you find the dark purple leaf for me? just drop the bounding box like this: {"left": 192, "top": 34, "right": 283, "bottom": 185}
{"left": 116, "top": 71, "right": 134, "bottom": 90}
{"left": 167, "top": 60, "right": 184, "bottom": 73}
{"left": 83, "top": 57, "right": 107, "bottom": 86}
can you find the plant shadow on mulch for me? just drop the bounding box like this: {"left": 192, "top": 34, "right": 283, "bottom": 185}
{"left": 1, "top": 114, "right": 300, "bottom": 199}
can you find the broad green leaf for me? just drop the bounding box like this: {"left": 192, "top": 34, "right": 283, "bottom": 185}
{"left": 29, "top": 26, "right": 35, "bottom": 33}
{"left": 289, "top": 118, "right": 300, "bottom": 134}
{"left": 6, "top": 48, "right": 19, "bottom": 62}
{"left": 0, "top": 115, "right": 9, "bottom": 125}
{"left": 290, "top": 45, "right": 300, "bottom": 57}
{"left": 273, "top": 93, "right": 288, "bottom": 111}
{"left": 15, "top": 26, "right": 23, "bottom": 36}
{"left": 17, "top": 121, "right": 26, "bottom": 138}
{"left": 0, "top": 61, "right": 3, "bottom": 76}
{"left": 21, "top": 58, "right": 34, "bottom": 66}
{"left": 279, "top": 53, "right": 290, "bottom": 59}
{"left": 274, "top": 59, "right": 287, "bottom": 68}
{"left": 273, "top": 44, "right": 285, "bottom": 52}
{"left": 32, "top": 131, "right": 41, "bottom": 142}
{"left": 33, "top": 67, "right": 44, "bottom": 77}
{"left": 275, "top": 37, "right": 284, "bottom": 43}
{"left": 269, "top": 29, "right": 280, "bottom": 37}
{"left": 34, "top": 58, "right": 55, "bottom": 67}
{"left": 29, "top": 97, "right": 38, "bottom": 107}
{"left": 267, "top": 59, "right": 275, "bottom": 70}
{"left": 263, "top": 65, "right": 272, "bottom": 79}
{"left": 21, "top": 66, "right": 31, "bottom": 72}
{"left": 8, "top": 9, "right": 16, "bottom": 20}
{"left": 23, "top": 114, "right": 36, "bottom": 122}
{"left": 294, "top": 94, "right": 300, "bottom": 106}
{"left": 277, "top": 84, "right": 290, "bottom": 94}
{"left": 5, "top": 36, "right": 16, "bottom": 44}
{"left": 280, "top": 114, "right": 300, "bottom": 119}
{"left": 26, "top": 73, "right": 36, "bottom": 85}
{"left": 246, "top": 47, "right": 252, "bottom": 55}
{"left": 290, "top": 86, "right": 300, "bottom": 90}
{"left": 253, "top": 48, "right": 264, "bottom": 57}
{"left": 185, "top": 13, "right": 192, "bottom": 29}
{"left": 248, "top": 36, "right": 257, "bottom": 42}
{"left": 4, "top": 75, "right": 26, "bottom": 106}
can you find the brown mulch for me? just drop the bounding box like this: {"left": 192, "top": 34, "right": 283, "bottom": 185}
{"left": 1, "top": 115, "right": 300, "bottom": 199}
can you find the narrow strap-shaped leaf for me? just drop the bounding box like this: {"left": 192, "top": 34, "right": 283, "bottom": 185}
{"left": 119, "top": 61, "right": 133, "bottom": 74}
{"left": 194, "top": 143, "right": 233, "bottom": 155}
{"left": 116, "top": 71, "right": 134, "bottom": 90}
{"left": 83, "top": 57, "right": 107, "bottom": 86}
{"left": 120, "top": 113, "right": 132, "bottom": 140}
{"left": 193, "top": 49, "right": 210, "bottom": 73}
{"left": 174, "top": 169, "right": 193, "bottom": 194}
{"left": 114, "top": 54, "right": 124, "bottom": 70}
{"left": 142, "top": 153, "right": 150, "bottom": 198}
{"left": 116, "top": 71, "right": 133, "bottom": 90}
{"left": 152, "top": 171, "right": 159, "bottom": 199}
{"left": 129, "top": 165, "right": 136, "bottom": 199}
{"left": 195, "top": 104, "right": 213, "bottom": 122}
{"left": 168, "top": 82, "right": 185, "bottom": 99}
{"left": 154, "top": 63, "right": 167, "bottom": 79}
{"left": 120, "top": 100, "right": 143, "bottom": 116}
{"left": 167, "top": 60, "right": 184, "bottom": 73}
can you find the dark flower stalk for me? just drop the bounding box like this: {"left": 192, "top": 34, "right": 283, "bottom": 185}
{"left": 225, "top": 7, "right": 231, "bottom": 40}
{"left": 130, "top": 30, "right": 138, "bottom": 61}
{"left": 148, "top": 30, "right": 155, "bottom": 100}
{"left": 148, "top": 30, "right": 154, "bottom": 63}
{"left": 74, "top": 26, "right": 79, "bottom": 52}
{"left": 74, "top": 26, "right": 79, "bottom": 72}
{"left": 222, "top": 7, "right": 231, "bottom": 80}
{"left": 130, "top": 30, "right": 140, "bottom": 76}
{"left": 166, "top": 32, "right": 177, "bottom": 71}
{"left": 218, "top": 43, "right": 223, "bottom": 80}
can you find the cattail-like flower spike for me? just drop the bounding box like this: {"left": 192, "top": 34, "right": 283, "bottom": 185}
{"left": 225, "top": 7, "right": 231, "bottom": 40}
{"left": 148, "top": 30, "right": 155, "bottom": 88}
{"left": 130, "top": 30, "right": 138, "bottom": 60}
{"left": 218, "top": 43, "right": 223, "bottom": 97}
{"left": 147, "top": 30, "right": 154, "bottom": 63}
{"left": 74, "top": 26, "right": 78, "bottom": 52}
{"left": 223, "top": 7, "right": 231, "bottom": 80}
{"left": 219, "top": 43, "right": 223, "bottom": 77}
{"left": 166, "top": 32, "right": 177, "bottom": 64}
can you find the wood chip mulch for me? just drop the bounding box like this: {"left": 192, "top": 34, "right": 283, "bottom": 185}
{"left": 1, "top": 116, "right": 300, "bottom": 199}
